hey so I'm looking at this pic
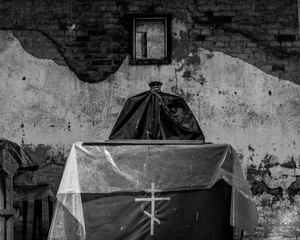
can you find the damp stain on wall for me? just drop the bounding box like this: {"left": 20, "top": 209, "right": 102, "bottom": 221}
{"left": 170, "top": 85, "right": 195, "bottom": 103}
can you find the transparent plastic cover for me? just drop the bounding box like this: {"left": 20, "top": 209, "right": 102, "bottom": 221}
{"left": 48, "top": 142, "right": 258, "bottom": 240}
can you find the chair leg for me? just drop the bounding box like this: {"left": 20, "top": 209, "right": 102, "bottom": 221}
{"left": 23, "top": 201, "right": 28, "bottom": 240}
{"left": 48, "top": 197, "right": 53, "bottom": 228}
{"left": 32, "top": 200, "right": 38, "bottom": 240}
{"left": 37, "top": 200, "right": 42, "bottom": 240}
{"left": 32, "top": 200, "right": 43, "bottom": 240}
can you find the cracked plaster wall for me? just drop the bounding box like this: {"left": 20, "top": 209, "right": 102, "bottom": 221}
{"left": 0, "top": 17, "right": 300, "bottom": 239}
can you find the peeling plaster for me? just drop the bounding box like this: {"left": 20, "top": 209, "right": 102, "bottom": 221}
{"left": 251, "top": 193, "right": 300, "bottom": 239}
{"left": 172, "top": 19, "right": 187, "bottom": 40}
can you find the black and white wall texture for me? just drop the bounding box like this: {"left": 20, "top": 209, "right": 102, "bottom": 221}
{"left": 0, "top": 0, "right": 300, "bottom": 239}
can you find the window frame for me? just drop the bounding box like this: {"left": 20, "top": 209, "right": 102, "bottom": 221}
{"left": 128, "top": 14, "right": 172, "bottom": 65}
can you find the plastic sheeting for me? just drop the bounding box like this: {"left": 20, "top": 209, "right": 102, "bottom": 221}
{"left": 0, "top": 138, "right": 38, "bottom": 176}
{"left": 48, "top": 141, "right": 258, "bottom": 240}
{"left": 109, "top": 82, "right": 205, "bottom": 141}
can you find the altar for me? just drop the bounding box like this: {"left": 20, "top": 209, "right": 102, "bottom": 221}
{"left": 48, "top": 140, "right": 258, "bottom": 240}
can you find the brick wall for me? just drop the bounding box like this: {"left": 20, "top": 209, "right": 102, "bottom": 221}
{"left": 0, "top": 0, "right": 299, "bottom": 83}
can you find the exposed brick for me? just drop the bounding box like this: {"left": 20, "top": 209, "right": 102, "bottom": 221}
{"left": 280, "top": 42, "right": 293, "bottom": 47}
{"left": 260, "top": 65, "right": 273, "bottom": 71}
{"left": 292, "top": 42, "right": 300, "bottom": 47}
{"left": 76, "top": 35, "right": 90, "bottom": 41}
{"left": 217, "top": 36, "right": 230, "bottom": 41}
{"left": 272, "top": 65, "right": 285, "bottom": 71}
{"left": 84, "top": 53, "right": 93, "bottom": 59}
{"left": 87, "top": 66, "right": 99, "bottom": 71}
{"left": 211, "top": 16, "right": 233, "bottom": 23}
{"left": 91, "top": 60, "right": 112, "bottom": 65}
{"left": 75, "top": 42, "right": 88, "bottom": 48}
{"left": 201, "top": 28, "right": 212, "bottom": 35}
{"left": 269, "top": 41, "right": 281, "bottom": 47}
{"left": 87, "top": 30, "right": 99, "bottom": 35}
{"left": 0, "top": 0, "right": 298, "bottom": 85}
{"left": 276, "top": 34, "right": 296, "bottom": 42}
{"left": 213, "top": 11, "right": 235, "bottom": 17}
{"left": 194, "top": 35, "right": 206, "bottom": 41}
{"left": 113, "top": 60, "right": 123, "bottom": 65}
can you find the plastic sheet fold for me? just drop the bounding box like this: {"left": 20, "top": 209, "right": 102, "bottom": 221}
{"left": 0, "top": 138, "right": 38, "bottom": 176}
{"left": 48, "top": 142, "right": 258, "bottom": 240}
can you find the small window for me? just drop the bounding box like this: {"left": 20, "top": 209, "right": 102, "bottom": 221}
{"left": 129, "top": 14, "right": 172, "bottom": 65}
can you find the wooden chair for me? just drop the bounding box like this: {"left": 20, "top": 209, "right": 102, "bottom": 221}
{"left": 14, "top": 184, "right": 55, "bottom": 240}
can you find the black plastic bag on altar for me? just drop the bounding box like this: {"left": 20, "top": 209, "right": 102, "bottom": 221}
{"left": 109, "top": 81, "right": 205, "bottom": 141}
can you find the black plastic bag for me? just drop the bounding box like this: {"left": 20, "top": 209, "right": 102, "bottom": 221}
{"left": 109, "top": 82, "right": 205, "bottom": 141}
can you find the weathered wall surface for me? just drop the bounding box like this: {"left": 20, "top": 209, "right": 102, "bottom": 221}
{"left": 0, "top": 0, "right": 299, "bottom": 83}
{"left": 0, "top": 13, "right": 300, "bottom": 240}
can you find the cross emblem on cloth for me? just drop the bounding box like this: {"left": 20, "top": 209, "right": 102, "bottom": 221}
{"left": 135, "top": 183, "right": 171, "bottom": 236}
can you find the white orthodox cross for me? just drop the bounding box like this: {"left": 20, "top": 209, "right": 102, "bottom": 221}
{"left": 135, "top": 182, "right": 170, "bottom": 236}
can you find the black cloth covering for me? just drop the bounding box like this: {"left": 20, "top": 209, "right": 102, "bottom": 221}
{"left": 82, "top": 180, "right": 232, "bottom": 240}
{"left": 109, "top": 82, "right": 205, "bottom": 141}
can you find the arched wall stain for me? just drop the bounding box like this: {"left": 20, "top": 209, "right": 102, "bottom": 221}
{"left": 0, "top": 15, "right": 300, "bottom": 239}
{"left": 2, "top": 0, "right": 298, "bottom": 84}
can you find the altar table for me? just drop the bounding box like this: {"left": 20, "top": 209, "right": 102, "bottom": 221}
{"left": 48, "top": 140, "right": 258, "bottom": 240}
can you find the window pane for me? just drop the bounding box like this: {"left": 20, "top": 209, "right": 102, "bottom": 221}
{"left": 135, "top": 19, "right": 165, "bottom": 59}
